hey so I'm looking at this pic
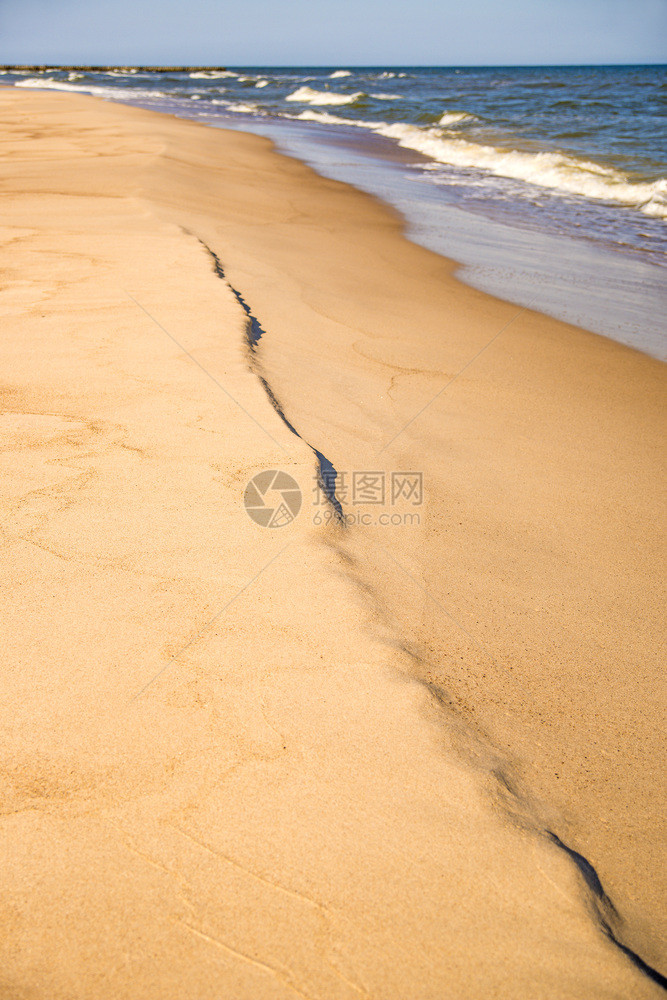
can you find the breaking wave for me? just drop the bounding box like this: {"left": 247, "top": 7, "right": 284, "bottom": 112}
{"left": 13, "top": 77, "right": 161, "bottom": 100}
{"left": 375, "top": 123, "right": 667, "bottom": 219}
{"left": 283, "top": 105, "right": 666, "bottom": 220}
{"left": 285, "top": 86, "right": 365, "bottom": 106}
{"left": 224, "top": 102, "right": 260, "bottom": 113}
{"left": 438, "top": 111, "right": 476, "bottom": 126}
{"left": 189, "top": 70, "right": 238, "bottom": 79}
{"left": 291, "top": 109, "right": 363, "bottom": 126}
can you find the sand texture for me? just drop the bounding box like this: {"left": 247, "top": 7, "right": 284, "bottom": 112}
{"left": 0, "top": 89, "right": 665, "bottom": 998}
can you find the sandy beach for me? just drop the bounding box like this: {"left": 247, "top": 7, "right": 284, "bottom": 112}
{"left": 1, "top": 87, "right": 665, "bottom": 998}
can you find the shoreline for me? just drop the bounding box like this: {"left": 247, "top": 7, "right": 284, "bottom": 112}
{"left": 5, "top": 66, "right": 665, "bottom": 359}
{"left": 199, "top": 109, "right": 667, "bottom": 360}
{"left": 1, "top": 88, "right": 665, "bottom": 996}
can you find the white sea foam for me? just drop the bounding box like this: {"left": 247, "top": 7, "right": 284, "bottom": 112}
{"left": 14, "top": 77, "right": 163, "bottom": 101}
{"left": 285, "top": 102, "right": 666, "bottom": 219}
{"left": 15, "top": 77, "right": 58, "bottom": 88}
{"left": 285, "top": 103, "right": 667, "bottom": 220}
{"left": 189, "top": 70, "right": 237, "bottom": 79}
{"left": 15, "top": 77, "right": 110, "bottom": 95}
{"left": 641, "top": 178, "right": 667, "bottom": 219}
{"left": 285, "top": 86, "right": 364, "bottom": 106}
{"left": 370, "top": 92, "right": 401, "bottom": 100}
{"left": 224, "top": 102, "right": 259, "bottom": 113}
{"left": 375, "top": 123, "right": 667, "bottom": 219}
{"left": 292, "top": 110, "right": 364, "bottom": 126}
{"left": 438, "top": 111, "right": 475, "bottom": 126}
{"left": 255, "top": 79, "right": 269, "bottom": 88}
{"left": 329, "top": 70, "right": 351, "bottom": 78}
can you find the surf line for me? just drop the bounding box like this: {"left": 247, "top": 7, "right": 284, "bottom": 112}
{"left": 192, "top": 233, "right": 344, "bottom": 523}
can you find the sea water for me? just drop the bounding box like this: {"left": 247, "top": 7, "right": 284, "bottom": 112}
{"left": 7, "top": 64, "right": 666, "bottom": 357}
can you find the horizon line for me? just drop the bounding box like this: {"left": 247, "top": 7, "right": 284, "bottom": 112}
{"left": 2, "top": 61, "right": 666, "bottom": 69}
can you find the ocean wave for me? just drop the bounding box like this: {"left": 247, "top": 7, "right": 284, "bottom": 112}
{"left": 15, "top": 77, "right": 59, "bottom": 88}
{"left": 641, "top": 178, "right": 667, "bottom": 219}
{"left": 438, "top": 111, "right": 476, "bottom": 126}
{"left": 285, "top": 86, "right": 365, "bottom": 106}
{"left": 283, "top": 102, "right": 667, "bottom": 219}
{"left": 14, "top": 77, "right": 163, "bottom": 101}
{"left": 255, "top": 79, "right": 269, "bottom": 88}
{"left": 376, "top": 123, "right": 667, "bottom": 219}
{"left": 189, "top": 70, "right": 237, "bottom": 79}
{"left": 329, "top": 70, "right": 351, "bottom": 78}
{"left": 224, "top": 102, "right": 260, "bottom": 113}
{"left": 15, "top": 77, "right": 108, "bottom": 94}
{"left": 370, "top": 92, "right": 401, "bottom": 101}
{"left": 291, "top": 109, "right": 364, "bottom": 126}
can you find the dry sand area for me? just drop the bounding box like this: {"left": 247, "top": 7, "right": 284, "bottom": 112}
{"left": 0, "top": 88, "right": 665, "bottom": 998}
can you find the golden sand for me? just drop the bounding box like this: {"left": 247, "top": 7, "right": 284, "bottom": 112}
{"left": 1, "top": 88, "right": 664, "bottom": 998}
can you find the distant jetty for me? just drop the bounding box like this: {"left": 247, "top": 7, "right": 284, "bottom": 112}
{"left": 0, "top": 65, "right": 228, "bottom": 73}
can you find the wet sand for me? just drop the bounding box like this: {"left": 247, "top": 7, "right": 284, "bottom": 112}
{"left": 0, "top": 88, "right": 665, "bottom": 998}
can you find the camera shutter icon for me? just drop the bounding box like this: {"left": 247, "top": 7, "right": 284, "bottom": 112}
{"left": 244, "top": 470, "right": 302, "bottom": 528}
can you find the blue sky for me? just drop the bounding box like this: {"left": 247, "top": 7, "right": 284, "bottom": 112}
{"left": 2, "top": 0, "right": 666, "bottom": 65}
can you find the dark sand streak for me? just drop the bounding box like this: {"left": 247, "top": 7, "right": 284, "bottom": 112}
{"left": 195, "top": 231, "right": 665, "bottom": 993}
{"left": 195, "top": 234, "right": 344, "bottom": 521}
